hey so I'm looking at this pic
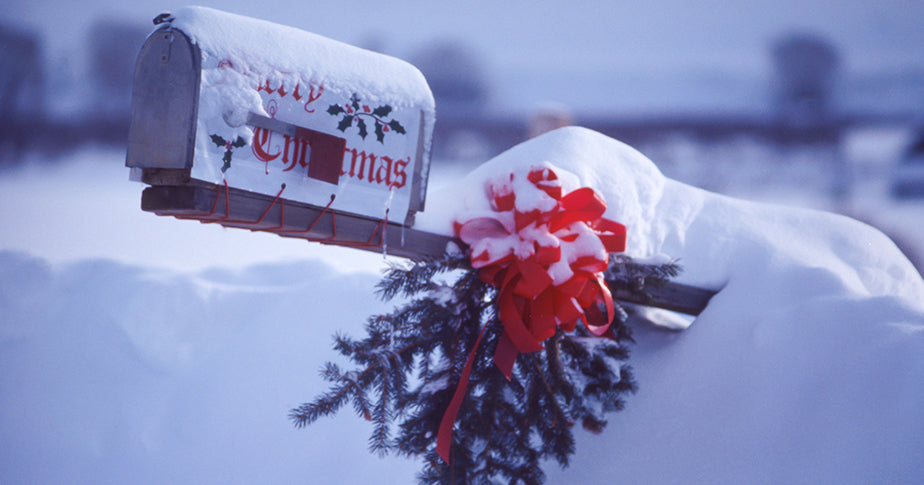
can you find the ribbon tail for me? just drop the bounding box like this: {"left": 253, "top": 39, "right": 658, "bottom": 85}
{"left": 493, "top": 331, "right": 518, "bottom": 380}
{"left": 498, "top": 286, "right": 546, "bottom": 354}
{"left": 437, "top": 324, "right": 488, "bottom": 464}
{"left": 584, "top": 275, "right": 616, "bottom": 337}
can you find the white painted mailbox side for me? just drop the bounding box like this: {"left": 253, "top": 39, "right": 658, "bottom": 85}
{"left": 127, "top": 6, "right": 435, "bottom": 224}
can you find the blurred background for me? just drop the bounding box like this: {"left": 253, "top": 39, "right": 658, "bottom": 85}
{"left": 2, "top": 0, "right": 923, "bottom": 271}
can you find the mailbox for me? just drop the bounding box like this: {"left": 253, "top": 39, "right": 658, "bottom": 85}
{"left": 127, "top": 6, "right": 435, "bottom": 232}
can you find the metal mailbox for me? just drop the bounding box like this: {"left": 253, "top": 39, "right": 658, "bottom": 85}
{"left": 124, "top": 8, "right": 714, "bottom": 314}
{"left": 127, "top": 7, "right": 435, "bottom": 235}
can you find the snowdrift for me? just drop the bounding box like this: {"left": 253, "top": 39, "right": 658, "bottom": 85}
{"left": 424, "top": 127, "right": 924, "bottom": 483}
{"left": 420, "top": 127, "right": 924, "bottom": 306}
{"left": 1, "top": 127, "right": 922, "bottom": 483}
{"left": 0, "top": 253, "right": 420, "bottom": 483}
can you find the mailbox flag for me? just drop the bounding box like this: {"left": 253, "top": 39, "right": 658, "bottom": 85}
{"left": 247, "top": 113, "right": 346, "bottom": 186}
{"left": 298, "top": 127, "right": 346, "bottom": 185}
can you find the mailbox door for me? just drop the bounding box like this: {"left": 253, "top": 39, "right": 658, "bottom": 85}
{"left": 126, "top": 28, "right": 200, "bottom": 170}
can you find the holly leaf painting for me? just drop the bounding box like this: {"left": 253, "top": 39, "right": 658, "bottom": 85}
{"left": 232, "top": 136, "right": 246, "bottom": 148}
{"left": 221, "top": 151, "right": 233, "bottom": 172}
{"left": 327, "top": 94, "right": 407, "bottom": 143}
{"left": 388, "top": 120, "right": 406, "bottom": 135}
{"left": 210, "top": 134, "right": 226, "bottom": 148}
{"left": 337, "top": 115, "right": 354, "bottom": 132}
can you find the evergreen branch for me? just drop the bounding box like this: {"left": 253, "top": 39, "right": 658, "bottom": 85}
{"left": 369, "top": 358, "right": 392, "bottom": 456}
{"left": 376, "top": 256, "right": 470, "bottom": 301}
{"left": 290, "top": 364, "right": 356, "bottom": 428}
{"left": 294, "top": 255, "right": 653, "bottom": 483}
{"left": 605, "top": 254, "right": 683, "bottom": 306}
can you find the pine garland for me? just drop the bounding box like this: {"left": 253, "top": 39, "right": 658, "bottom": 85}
{"left": 291, "top": 254, "right": 679, "bottom": 484}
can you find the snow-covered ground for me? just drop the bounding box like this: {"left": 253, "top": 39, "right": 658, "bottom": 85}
{"left": 430, "top": 128, "right": 924, "bottom": 483}
{"left": 0, "top": 147, "right": 388, "bottom": 275}
{"left": 632, "top": 128, "right": 924, "bottom": 272}
{"left": 1, "top": 126, "right": 922, "bottom": 483}
{"left": 0, "top": 251, "right": 421, "bottom": 483}
{"left": 3, "top": 2, "right": 923, "bottom": 482}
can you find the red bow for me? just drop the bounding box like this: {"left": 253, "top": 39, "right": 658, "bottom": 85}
{"left": 437, "top": 166, "right": 626, "bottom": 463}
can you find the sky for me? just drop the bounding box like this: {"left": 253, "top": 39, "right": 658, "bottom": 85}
{"left": 7, "top": 0, "right": 924, "bottom": 84}
{"left": 4, "top": 1, "right": 924, "bottom": 118}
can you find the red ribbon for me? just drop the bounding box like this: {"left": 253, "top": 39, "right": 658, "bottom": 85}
{"left": 437, "top": 166, "right": 626, "bottom": 464}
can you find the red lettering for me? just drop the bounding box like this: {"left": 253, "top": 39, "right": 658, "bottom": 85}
{"left": 368, "top": 151, "right": 376, "bottom": 181}
{"left": 282, "top": 135, "right": 309, "bottom": 172}
{"left": 340, "top": 149, "right": 409, "bottom": 188}
{"left": 252, "top": 127, "right": 281, "bottom": 162}
{"left": 342, "top": 148, "right": 376, "bottom": 181}
{"left": 256, "top": 79, "right": 274, "bottom": 94}
{"left": 376, "top": 156, "right": 393, "bottom": 186}
{"left": 255, "top": 77, "right": 325, "bottom": 114}
{"left": 256, "top": 80, "right": 297, "bottom": 100}
{"left": 392, "top": 157, "right": 408, "bottom": 188}
{"left": 304, "top": 85, "right": 323, "bottom": 113}
{"left": 341, "top": 148, "right": 351, "bottom": 177}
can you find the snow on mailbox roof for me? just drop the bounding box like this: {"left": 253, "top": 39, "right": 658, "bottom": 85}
{"left": 169, "top": 6, "right": 435, "bottom": 112}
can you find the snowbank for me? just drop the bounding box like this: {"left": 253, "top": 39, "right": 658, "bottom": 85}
{"left": 0, "top": 251, "right": 419, "bottom": 484}
{"left": 1, "top": 128, "right": 922, "bottom": 483}
{"left": 422, "top": 127, "right": 924, "bottom": 482}
{"left": 419, "top": 127, "right": 924, "bottom": 306}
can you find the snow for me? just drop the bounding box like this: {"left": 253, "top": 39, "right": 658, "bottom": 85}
{"left": 161, "top": 6, "right": 436, "bottom": 222}
{"left": 0, "top": 252, "right": 419, "bottom": 483}
{"left": 424, "top": 127, "right": 924, "bottom": 482}
{"left": 421, "top": 127, "right": 924, "bottom": 305}
{"left": 172, "top": 5, "right": 434, "bottom": 161}
{"left": 0, "top": 147, "right": 389, "bottom": 274}
{"left": 170, "top": 6, "right": 435, "bottom": 112}
{"left": 2, "top": 129, "right": 924, "bottom": 483}
{"left": 452, "top": 162, "right": 613, "bottom": 286}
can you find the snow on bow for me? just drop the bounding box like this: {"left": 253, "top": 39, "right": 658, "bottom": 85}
{"left": 456, "top": 164, "right": 628, "bottom": 376}
{"left": 438, "top": 164, "right": 627, "bottom": 463}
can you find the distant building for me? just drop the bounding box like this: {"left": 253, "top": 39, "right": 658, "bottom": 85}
{"left": 0, "top": 23, "right": 43, "bottom": 157}
{"left": 891, "top": 127, "right": 924, "bottom": 199}
{"left": 0, "top": 23, "right": 43, "bottom": 122}
{"left": 87, "top": 19, "right": 149, "bottom": 120}
{"left": 771, "top": 33, "right": 840, "bottom": 130}
{"left": 410, "top": 40, "right": 489, "bottom": 118}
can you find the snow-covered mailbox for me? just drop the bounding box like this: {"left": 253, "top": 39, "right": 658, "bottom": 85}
{"left": 127, "top": 7, "right": 444, "bottom": 258}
